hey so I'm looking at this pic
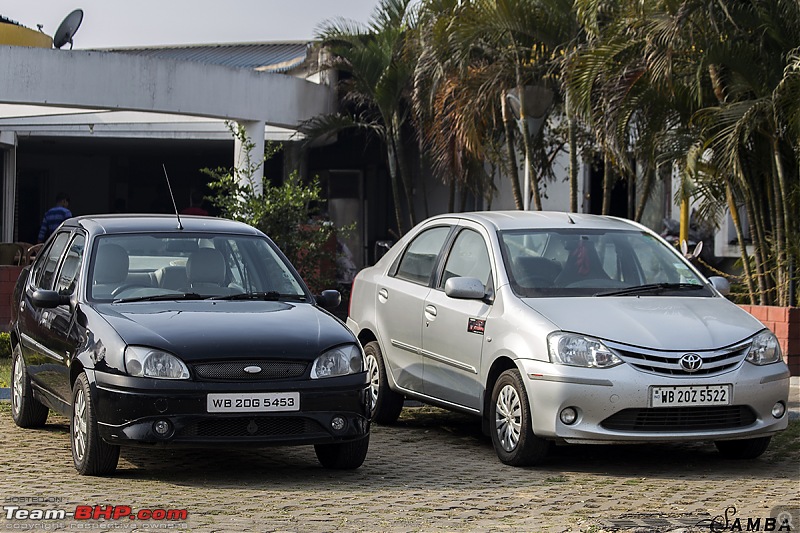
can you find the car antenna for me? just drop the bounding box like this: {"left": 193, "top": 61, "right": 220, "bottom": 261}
{"left": 162, "top": 164, "right": 183, "bottom": 230}
{"left": 566, "top": 213, "right": 576, "bottom": 224}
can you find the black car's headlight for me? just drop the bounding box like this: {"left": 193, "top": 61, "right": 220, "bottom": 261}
{"left": 547, "top": 332, "right": 623, "bottom": 368}
{"left": 124, "top": 346, "right": 190, "bottom": 379}
{"left": 310, "top": 344, "right": 364, "bottom": 379}
{"left": 745, "top": 331, "right": 782, "bottom": 365}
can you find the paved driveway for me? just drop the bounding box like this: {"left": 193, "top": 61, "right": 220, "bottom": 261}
{"left": 0, "top": 387, "right": 797, "bottom": 532}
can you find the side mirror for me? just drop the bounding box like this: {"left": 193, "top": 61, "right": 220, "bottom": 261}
{"left": 31, "top": 289, "right": 70, "bottom": 308}
{"left": 316, "top": 289, "right": 341, "bottom": 309}
{"left": 444, "top": 277, "right": 486, "bottom": 300}
{"left": 708, "top": 276, "right": 730, "bottom": 296}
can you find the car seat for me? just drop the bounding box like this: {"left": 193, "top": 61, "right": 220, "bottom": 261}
{"left": 92, "top": 244, "right": 129, "bottom": 299}
{"left": 186, "top": 248, "right": 230, "bottom": 293}
{"left": 553, "top": 239, "right": 609, "bottom": 287}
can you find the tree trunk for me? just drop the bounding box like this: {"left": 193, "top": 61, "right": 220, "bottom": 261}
{"left": 726, "top": 182, "right": 756, "bottom": 304}
{"left": 772, "top": 138, "right": 791, "bottom": 307}
{"left": 567, "top": 92, "right": 579, "bottom": 213}
{"left": 634, "top": 166, "right": 654, "bottom": 223}
{"left": 515, "top": 69, "right": 542, "bottom": 210}
{"left": 392, "top": 116, "right": 417, "bottom": 228}
{"left": 501, "top": 95, "right": 524, "bottom": 210}
{"left": 601, "top": 156, "right": 613, "bottom": 215}
{"left": 385, "top": 136, "right": 406, "bottom": 236}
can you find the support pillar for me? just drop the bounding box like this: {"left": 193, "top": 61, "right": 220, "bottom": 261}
{"left": 1, "top": 131, "right": 17, "bottom": 242}
{"left": 234, "top": 120, "right": 265, "bottom": 195}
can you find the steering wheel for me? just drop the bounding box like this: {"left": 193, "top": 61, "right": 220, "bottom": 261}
{"left": 111, "top": 284, "right": 150, "bottom": 297}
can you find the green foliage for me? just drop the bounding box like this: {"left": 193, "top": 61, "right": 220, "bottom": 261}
{"left": 0, "top": 332, "right": 10, "bottom": 358}
{"left": 202, "top": 123, "right": 339, "bottom": 293}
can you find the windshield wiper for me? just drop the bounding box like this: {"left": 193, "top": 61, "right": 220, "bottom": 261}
{"left": 594, "top": 283, "right": 705, "bottom": 297}
{"left": 209, "top": 291, "right": 307, "bottom": 301}
{"left": 113, "top": 292, "right": 207, "bottom": 303}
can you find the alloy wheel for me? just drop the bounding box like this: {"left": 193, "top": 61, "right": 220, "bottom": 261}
{"left": 72, "top": 387, "right": 88, "bottom": 463}
{"left": 495, "top": 384, "right": 522, "bottom": 452}
{"left": 365, "top": 353, "right": 380, "bottom": 410}
{"left": 11, "top": 356, "right": 23, "bottom": 417}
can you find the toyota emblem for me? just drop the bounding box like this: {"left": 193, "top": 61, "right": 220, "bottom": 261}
{"left": 679, "top": 353, "right": 703, "bottom": 372}
{"left": 243, "top": 365, "right": 262, "bottom": 374}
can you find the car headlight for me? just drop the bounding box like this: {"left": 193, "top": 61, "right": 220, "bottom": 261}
{"left": 310, "top": 344, "right": 364, "bottom": 379}
{"left": 124, "top": 346, "right": 190, "bottom": 379}
{"left": 745, "top": 331, "right": 782, "bottom": 365}
{"left": 547, "top": 332, "right": 622, "bottom": 368}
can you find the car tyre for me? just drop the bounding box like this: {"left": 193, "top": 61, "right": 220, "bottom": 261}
{"left": 364, "top": 341, "right": 404, "bottom": 424}
{"left": 490, "top": 369, "right": 550, "bottom": 466}
{"left": 71, "top": 373, "right": 120, "bottom": 476}
{"left": 715, "top": 437, "right": 771, "bottom": 460}
{"left": 314, "top": 436, "right": 369, "bottom": 470}
{"left": 10, "top": 344, "right": 49, "bottom": 428}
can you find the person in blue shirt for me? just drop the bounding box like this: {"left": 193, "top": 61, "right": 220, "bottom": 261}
{"left": 37, "top": 192, "right": 72, "bottom": 243}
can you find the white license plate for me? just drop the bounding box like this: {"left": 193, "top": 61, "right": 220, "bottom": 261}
{"left": 207, "top": 392, "right": 300, "bottom": 413}
{"left": 650, "top": 385, "right": 731, "bottom": 407}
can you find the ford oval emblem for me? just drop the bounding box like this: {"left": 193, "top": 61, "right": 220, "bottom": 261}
{"left": 243, "top": 365, "right": 262, "bottom": 374}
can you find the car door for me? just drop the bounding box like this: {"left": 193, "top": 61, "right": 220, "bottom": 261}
{"left": 38, "top": 232, "right": 86, "bottom": 402}
{"left": 19, "top": 231, "right": 72, "bottom": 401}
{"left": 375, "top": 225, "right": 452, "bottom": 394}
{"left": 422, "top": 225, "right": 492, "bottom": 411}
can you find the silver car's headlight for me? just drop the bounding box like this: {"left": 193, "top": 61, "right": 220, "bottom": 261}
{"left": 745, "top": 331, "right": 782, "bottom": 365}
{"left": 124, "top": 346, "right": 190, "bottom": 379}
{"left": 310, "top": 344, "right": 364, "bottom": 379}
{"left": 547, "top": 332, "right": 622, "bottom": 368}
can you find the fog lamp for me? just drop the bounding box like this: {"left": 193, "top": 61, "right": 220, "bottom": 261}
{"left": 153, "top": 419, "right": 172, "bottom": 436}
{"left": 331, "top": 416, "right": 346, "bottom": 431}
{"left": 559, "top": 407, "right": 578, "bottom": 425}
{"left": 772, "top": 402, "right": 786, "bottom": 419}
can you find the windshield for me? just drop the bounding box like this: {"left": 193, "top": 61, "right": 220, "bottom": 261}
{"left": 499, "top": 229, "right": 712, "bottom": 298}
{"left": 88, "top": 233, "right": 307, "bottom": 302}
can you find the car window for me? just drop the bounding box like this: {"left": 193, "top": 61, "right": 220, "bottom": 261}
{"left": 500, "top": 229, "right": 711, "bottom": 297}
{"left": 89, "top": 233, "right": 308, "bottom": 301}
{"left": 440, "top": 229, "right": 491, "bottom": 288}
{"left": 394, "top": 226, "right": 451, "bottom": 285}
{"left": 55, "top": 234, "right": 85, "bottom": 295}
{"left": 33, "top": 232, "right": 71, "bottom": 291}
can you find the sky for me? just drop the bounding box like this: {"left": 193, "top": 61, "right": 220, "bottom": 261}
{"left": 2, "top": 0, "right": 381, "bottom": 48}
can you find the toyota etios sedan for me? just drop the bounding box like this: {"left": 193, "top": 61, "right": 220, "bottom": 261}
{"left": 10, "top": 215, "right": 369, "bottom": 475}
{"left": 346, "top": 212, "right": 789, "bottom": 466}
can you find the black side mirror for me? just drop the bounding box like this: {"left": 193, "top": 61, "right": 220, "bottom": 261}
{"left": 31, "top": 289, "right": 70, "bottom": 308}
{"left": 316, "top": 289, "right": 341, "bottom": 309}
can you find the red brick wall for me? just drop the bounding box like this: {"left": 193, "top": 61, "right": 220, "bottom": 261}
{"left": 739, "top": 304, "right": 800, "bottom": 376}
{"left": 0, "top": 265, "right": 24, "bottom": 332}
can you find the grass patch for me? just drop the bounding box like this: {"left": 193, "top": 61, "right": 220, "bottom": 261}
{"left": 545, "top": 475, "right": 568, "bottom": 483}
{"left": 0, "top": 355, "right": 10, "bottom": 388}
{"left": 767, "top": 419, "right": 800, "bottom": 457}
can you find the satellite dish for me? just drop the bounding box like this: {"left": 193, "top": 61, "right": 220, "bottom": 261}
{"left": 53, "top": 9, "right": 83, "bottom": 49}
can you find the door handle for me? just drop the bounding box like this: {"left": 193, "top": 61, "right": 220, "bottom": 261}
{"left": 424, "top": 305, "right": 437, "bottom": 317}
{"left": 378, "top": 288, "right": 389, "bottom": 300}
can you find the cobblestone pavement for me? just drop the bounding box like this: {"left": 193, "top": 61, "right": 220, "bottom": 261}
{"left": 0, "top": 380, "right": 797, "bottom": 533}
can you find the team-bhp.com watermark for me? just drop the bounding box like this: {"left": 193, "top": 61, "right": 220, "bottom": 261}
{"left": 2, "top": 498, "right": 187, "bottom": 530}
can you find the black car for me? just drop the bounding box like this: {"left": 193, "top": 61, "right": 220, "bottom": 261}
{"left": 9, "top": 214, "right": 370, "bottom": 475}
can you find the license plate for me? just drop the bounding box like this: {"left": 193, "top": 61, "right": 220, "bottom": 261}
{"left": 207, "top": 392, "right": 300, "bottom": 413}
{"left": 650, "top": 385, "right": 731, "bottom": 407}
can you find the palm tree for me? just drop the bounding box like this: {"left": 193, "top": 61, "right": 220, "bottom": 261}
{"left": 304, "top": 0, "right": 418, "bottom": 234}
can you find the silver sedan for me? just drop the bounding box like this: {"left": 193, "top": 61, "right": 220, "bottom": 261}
{"left": 346, "top": 211, "right": 790, "bottom": 466}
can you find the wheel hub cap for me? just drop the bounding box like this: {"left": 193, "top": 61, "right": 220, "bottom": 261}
{"left": 73, "top": 388, "right": 88, "bottom": 462}
{"left": 11, "top": 356, "right": 23, "bottom": 417}
{"left": 495, "top": 384, "right": 522, "bottom": 452}
{"left": 366, "top": 354, "right": 379, "bottom": 409}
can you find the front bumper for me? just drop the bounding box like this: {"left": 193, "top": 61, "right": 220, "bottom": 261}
{"left": 517, "top": 359, "right": 790, "bottom": 444}
{"left": 90, "top": 370, "right": 370, "bottom": 447}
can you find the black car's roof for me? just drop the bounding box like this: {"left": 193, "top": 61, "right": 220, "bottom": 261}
{"left": 63, "top": 214, "right": 263, "bottom": 237}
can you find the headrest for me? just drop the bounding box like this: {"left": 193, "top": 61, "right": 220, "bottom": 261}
{"left": 186, "top": 248, "right": 226, "bottom": 286}
{"left": 94, "top": 244, "right": 129, "bottom": 284}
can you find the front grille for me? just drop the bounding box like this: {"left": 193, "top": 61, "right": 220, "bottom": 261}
{"left": 178, "top": 417, "right": 324, "bottom": 438}
{"left": 611, "top": 342, "right": 749, "bottom": 377}
{"left": 601, "top": 406, "right": 757, "bottom": 432}
{"left": 193, "top": 361, "right": 307, "bottom": 381}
